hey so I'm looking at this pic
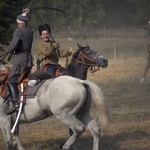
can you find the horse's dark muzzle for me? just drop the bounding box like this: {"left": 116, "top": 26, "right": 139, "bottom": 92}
{"left": 103, "top": 59, "right": 108, "bottom": 68}
{"left": 98, "top": 58, "right": 108, "bottom": 68}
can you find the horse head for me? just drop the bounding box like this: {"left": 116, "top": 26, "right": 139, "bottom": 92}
{"left": 75, "top": 42, "right": 108, "bottom": 70}
{"left": 67, "top": 42, "right": 108, "bottom": 79}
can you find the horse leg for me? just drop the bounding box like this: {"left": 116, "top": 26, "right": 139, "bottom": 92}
{"left": 68, "top": 128, "right": 78, "bottom": 150}
{"left": 78, "top": 113, "right": 100, "bottom": 150}
{"left": 0, "top": 100, "right": 24, "bottom": 150}
{"left": 12, "top": 125, "right": 25, "bottom": 150}
{"left": 60, "top": 128, "right": 77, "bottom": 150}
{"left": 0, "top": 116, "right": 13, "bottom": 150}
{"left": 86, "top": 119, "right": 100, "bottom": 150}
{"left": 58, "top": 116, "right": 86, "bottom": 150}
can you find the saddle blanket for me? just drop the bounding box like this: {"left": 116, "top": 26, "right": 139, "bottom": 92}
{"left": 25, "top": 80, "right": 46, "bottom": 98}
{"left": 0, "top": 80, "right": 46, "bottom": 102}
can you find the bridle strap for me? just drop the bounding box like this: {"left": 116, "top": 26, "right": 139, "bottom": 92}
{"left": 80, "top": 49, "right": 101, "bottom": 62}
{"left": 65, "top": 52, "right": 69, "bottom": 69}
{"left": 73, "top": 48, "right": 100, "bottom": 72}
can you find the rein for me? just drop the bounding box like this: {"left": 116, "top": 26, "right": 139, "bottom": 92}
{"left": 74, "top": 48, "right": 100, "bottom": 73}
{"left": 65, "top": 52, "right": 69, "bottom": 69}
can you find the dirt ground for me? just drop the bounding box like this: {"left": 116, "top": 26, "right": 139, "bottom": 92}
{"left": 0, "top": 37, "right": 150, "bottom": 150}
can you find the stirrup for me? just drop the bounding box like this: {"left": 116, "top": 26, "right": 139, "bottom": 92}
{"left": 6, "top": 104, "right": 19, "bottom": 115}
{"left": 6, "top": 108, "right": 17, "bottom": 115}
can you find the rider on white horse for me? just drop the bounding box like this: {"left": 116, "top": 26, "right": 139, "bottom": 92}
{"left": 0, "top": 13, "right": 33, "bottom": 115}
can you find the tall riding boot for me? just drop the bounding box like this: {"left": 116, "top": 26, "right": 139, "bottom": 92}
{"left": 6, "top": 82, "right": 19, "bottom": 115}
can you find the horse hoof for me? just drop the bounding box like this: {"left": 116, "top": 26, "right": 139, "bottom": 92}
{"left": 61, "top": 146, "right": 78, "bottom": 150}
{"left": 140, "top": 78, "right": 145, "bottom": 84}
{"left": 71, "top": 146, "right": 78, "bottom": 150}
{"left": 18, "top": 147, "right": 25, "bottom": 150}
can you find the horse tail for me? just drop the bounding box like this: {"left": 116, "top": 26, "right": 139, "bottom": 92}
{"left": 81, "top": 80, "right": 110, "bottom": 130}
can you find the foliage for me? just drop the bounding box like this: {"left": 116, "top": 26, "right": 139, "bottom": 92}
{"left": 1, "top": 0, "right": 150, "bottom": 45}
{"left": 127, "top": 0, "right": 150, "bottom": 25}
{"left": 0, "top": 0, "right": 31, "bottom": 45}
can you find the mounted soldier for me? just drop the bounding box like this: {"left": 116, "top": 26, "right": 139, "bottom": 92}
{"left": 37, "top": 23, "right": 72, "bottom": 78}
{"left": 0, "top": 13, "right": 33, "bottom": 115}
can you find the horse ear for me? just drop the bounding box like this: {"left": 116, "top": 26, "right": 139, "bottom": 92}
{"left": 86, "top": 43, "right": 90, "bottom": 49}
{"left": 77, "top": 42, "right": 82, "bottom": 49}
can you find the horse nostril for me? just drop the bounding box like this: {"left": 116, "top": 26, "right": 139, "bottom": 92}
{"left": 103, "top": 59, "right": 108, "bottom": 63}
{"left": 103, "top": 59, "right": 108, "bottom": 66}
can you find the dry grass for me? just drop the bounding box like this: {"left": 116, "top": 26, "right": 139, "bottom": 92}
{"left": 0, "top": 36, "right": 150, "bottom": 150}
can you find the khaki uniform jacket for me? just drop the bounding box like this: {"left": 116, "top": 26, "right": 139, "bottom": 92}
{"left": 38, "top": 40, "right": 68, "bottom": 68}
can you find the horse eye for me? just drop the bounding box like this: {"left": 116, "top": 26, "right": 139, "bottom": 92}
{"left": 85, "top": 51, "right": 92, "bottom": 54}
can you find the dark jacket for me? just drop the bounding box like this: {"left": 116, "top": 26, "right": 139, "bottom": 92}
{"left": 8, "top": 25, "right": 33, "bottom": 83}
{"left": 8, "top": 25, "right": 33, "bottom": 67}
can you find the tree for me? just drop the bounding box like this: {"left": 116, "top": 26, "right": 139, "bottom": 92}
{"left": 127, "top": 0, "right": 150, "bottom": 25}
{"left": 1, "top": 0, "right": 150, "bottom": 46}
{"left": 0, "top": 0, "right": 31, "bottom": 45}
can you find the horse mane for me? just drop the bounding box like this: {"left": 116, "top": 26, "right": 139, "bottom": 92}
{"left": 72, "top": 45, "right": 87, "bottom": 59}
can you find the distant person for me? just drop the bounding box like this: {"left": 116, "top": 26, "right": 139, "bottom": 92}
{"left": 140, "top": 44, "right": 150, "bottom": 84}
{"left": 146, "top": 20, "right": 150, "bottom": 37}
{"left": 37, "top": 23, "right": 72, "bottom": 78}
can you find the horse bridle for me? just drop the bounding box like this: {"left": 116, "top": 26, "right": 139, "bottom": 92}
{"left": 74, "top": 48, "right": 101, "bottom": 73}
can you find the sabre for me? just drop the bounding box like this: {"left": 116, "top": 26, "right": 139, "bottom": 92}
{"left": 22, "top": 6, "right": 66, "bottom": 18}
{"left": 30, "top": 7, "right": 66, "bottom": 14}
{"left": 11, "top": 83, "right": 24, "bottom": 133}
{"left": 23, "top": 6, "right": 65, "bottom": 43}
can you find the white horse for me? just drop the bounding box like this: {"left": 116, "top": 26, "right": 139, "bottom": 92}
{"left": 0, "top": 76, "right": 110, "bottom": 150}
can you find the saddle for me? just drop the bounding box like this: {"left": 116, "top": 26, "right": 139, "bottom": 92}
{"left": 0, "top": 67, "right": 44, "bottom": 104}
{"left": 55, "top": 66, "right": 67, "bottom": 77}
{"left": 0, "top": 65, "right": 67, "bottom": 104}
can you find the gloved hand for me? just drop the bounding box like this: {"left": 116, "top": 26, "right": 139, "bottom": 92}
{"left": 53, "top": 42, "right": 60, "bottom": 48}
{"left": 67, "top": 47, "right": 73, "bottom": 56}
{"left": 22, "top": 7, "right": 30, "bottom": 15}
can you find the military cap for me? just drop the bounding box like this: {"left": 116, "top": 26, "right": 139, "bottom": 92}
{"left": 38, "top": 23, "right": 51, "bottom": 35}
{"left": 16, "top": 15, "right": 28, "bottom": 23}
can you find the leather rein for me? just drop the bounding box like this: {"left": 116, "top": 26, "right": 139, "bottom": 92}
{"left": 73, "top": 48, "right": 101, "bottom": 73}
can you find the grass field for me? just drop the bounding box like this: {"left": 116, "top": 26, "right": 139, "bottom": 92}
{"left": 0, "top": 36, "right": 150, "bottom": 150}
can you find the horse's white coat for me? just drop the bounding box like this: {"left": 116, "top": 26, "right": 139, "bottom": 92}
{"left": 0, "top": 76, "right": 110, "bottom": 150}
